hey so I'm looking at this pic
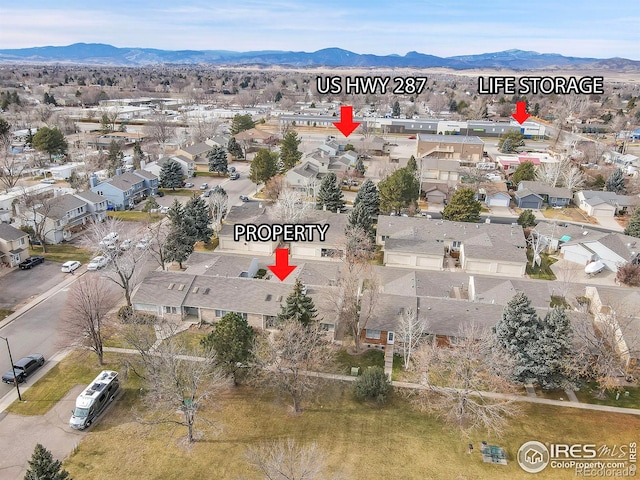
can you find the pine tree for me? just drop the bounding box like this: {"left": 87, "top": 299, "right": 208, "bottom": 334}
{"left": 316, "top": 173, "right": 345, "bottom": 213}
{"left": 207, "top": 146, "right": 228, "bottom": 176}
{"left": 249, "top": 149, "right": 278, "bottom": 185}
{"left": 500, "top": 137, "right": 514, "bottom": 154}
{"left": 441, "top": 187, "right": 481, "bottom": 223}
{"left": 279, "top": 131, "right": 302, "bottom": 170}
{"left": 406, "top": 155, "right": 418, "bottom": 173}
{"left": 278, "top": 279, "right": 318, "bottom": 326}
{"left": 536, "top": 307, "right": 574, "bottom": 389}
{"left": 492, "top": 292, "right": 543, "bottom": 384}
{"left": 353, "top": 179, "right": 380, "bottom": 218}
{"left": 184, "top": 195, "right": 213, "bottom": 243}
{"left": 624, "top": 207, "right": 640, "bottom": 238}
{"left": 354, "top": 157, "right": 366, "bottom": 176}
{"left": 392, "top": 100, "right": 401, "bottom": 117}
{"left": 346, "top": 201, "right": 374, "bottom": 242}
{"left": 227, "top": 137, "right": 244, "bottom": 159}
{"left": 511, "top": 161, "right": 536, "bottom": 185}
{"left": 378, "top": 167, "right": 419, "bottom": 215}
{"left": 165, "top": 204, "right": 196, "bottom": 270}
{"left": 106, "top": 140, "right": 124, "bottom": 177}
{"left": 605, "top": 168, "right": 626, "bottom": 194}
{"left": 231, "top": 114, "right": 255, "bottom": 134}
{"left": 132, "top": 142, "right": 144, "bottom": 169}
{"left": 159, "top": 159, "right": 183, "bottom": 190}
{"left": 25, "top": 443, "right": 71, "bottom": 480}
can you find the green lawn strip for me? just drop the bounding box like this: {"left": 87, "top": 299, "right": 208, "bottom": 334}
{"left": 194, "top": 171, "right": 225, "bottom": 177}
{"left": 160, "top": 330, "right": 209, "bottom": 352}
{"left": 574, "top": 383, "right": 640, "bottom": 409}
{"left": 0, "top": 309, "right": 14, "bottom": 321}
{"left": 158, "top": 188, "right": 197, "bottom": 196}
{"left": 29, "top": 244, "right": 93, "bottom": 264}
{"left": 107, "top": 211, "right": 163, "bottom": 222}
{"left": 103, "top": 325, "right": 155, "bottom": 349}
{"left": 526, "top": 250, "right": 557, "bottom": 280}
{"left": 63, "top": 382, "right": 640, "bottom": 480}
{"left": 334, "top": 349, "right": 384, "bottom": 375}
{"left": 194, "top": 238, "right": 219, "bottom": 251}
{"left": 5, "top": 350, "right": 128, "bottom": 416}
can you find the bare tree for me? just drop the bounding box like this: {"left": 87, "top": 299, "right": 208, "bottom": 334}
{"left": 85, "top": 218, "right": 147, "bottom": 307}
{"left": 562, "top": 165, "right": 586, "bottom": 191}
{"left": 143, "top": 219, "right": 171, "bottom": 270}
{"left": 127, "top": 325, "right": 229, "bottom": 443}
{"left": 535, "top": 159, "right": 566, "bottom": 187}
{"left": 146, "top": 114, "right": 176, "bottom": 152}
{"left": 270, "top": 188, "right": 312, "bottom": 224}
{"left": 411, "top": 324, "right": 521, "bottom": 436}
{"left": 395, "top": 308, "right": 425, "bottom": 370}
{"left": 64, "top": 276, "right": 117, "bottom": 364}
{"left": 0, "top": 152, "right": 26, "bottom": 192}
{"left": 16, "top": 189, "right": 56, "bottom": 252}
{"left": 208, "top": 189, "right": 229, "bottom": 238}
{"left": 253, "top": 321, "right": 328, "bottom": 414}
{"left": 526, "top": 228, "right": 548, "bottom": 268}
{"left": 246, "top": 439, "right": 329, "bottom": 480}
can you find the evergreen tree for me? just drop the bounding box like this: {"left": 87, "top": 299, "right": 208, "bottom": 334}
{"left": 511, "top": 161, "right": 536, "bottom": 185}
{"left": 159, "top": 159, "right": 184, "bottom": 190}
{"left": 106, "top": 140, "right": 124, "bottom": 177}
{"left": 165, "top": 200, "right": 196, "bottom": 269}
{"left": 231, "top": 114, "right": 255, "bottom": 134}
{"left": 441, "top": 187, "right": 481, "bottom": 222}
{"left": 200, "top": 312, "right": 255, "bottom": 385}
{"left": 536, "top": 307, "right": 574, "bottom": 389}
{"left": 605, "top": 168, "right": 626, "bottom": 194}
{"left": 354, "top": 157, "right": 366, "bottom": 176}
{"left": 184, "top": 195, "right": 213, "bottom": 243}
{"left": 346, "top": 201, "right": 374, "bottom": 241}
{"left": 278, "top": 279, "right": 318, "bottom": 326}
{"left": 354, "top": 179, "right": 380, "bottom": 218}
{"left": 377, "top": 167, "right": 419, "bottom": 215}
{"left": 142, "top": 195, "right": 159, "bottom": 212}
{"left": 498, "top": 130, "right": 525, "bottom": 152}
{"left": 249, "top": 149, "right": 278, "bottom": 185}
{"left": 500, "top": 137, "right": 514, "bottom": 154}
{"left": 316, "top": 172, "right": 345, "bottom": 213}
{"left": 32, "top": 127, "right": 68, "bottom": 161}
{"left": 132, "top": 142, "right": 144, "bottom": 169}
{"left": 492, "top": 292, "right": 543, "bottom": 384}
{"left": 517, "top": 209, "right": 537, "bottom": 228}
{"left": 406, "top": 155, "right": 418, "bottom": 173}
{"left": 624, "top": 207, "right": 640, "bottom": 238}
{"left": 279, "top": 131, "right": 302, "bottom": 170}
{"left": 227, "top": 137, "right": 244, "bottom": 159}
{"left": 392, "top": 100, "right": 401, "bottom": 117}
{"left": 25, "top": 443, "right": 71, "bottom": 480}
{"left": 207, "top": 146, "right": 228, "bottom": 176}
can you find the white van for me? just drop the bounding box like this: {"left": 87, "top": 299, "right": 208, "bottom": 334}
{"left": 70, "top": 370, "right": 119, "bottom": 430}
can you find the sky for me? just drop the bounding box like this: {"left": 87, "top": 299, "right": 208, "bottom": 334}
{"left": 0, "top": 0, "right": 638, "bottom": 60}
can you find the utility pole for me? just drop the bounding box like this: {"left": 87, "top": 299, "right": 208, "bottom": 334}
{"left": 0, "top": 336, "right": 22, "bottom": 401}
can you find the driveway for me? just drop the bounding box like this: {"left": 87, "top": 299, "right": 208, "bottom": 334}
{"left": 595, "top": 215, "right": 624, "bottom": 232}
{"left": 0, "top": 385, "right": 86, "bottom": 479}
{"left": 0, "top": 262, "right": 67, "bottom": 310}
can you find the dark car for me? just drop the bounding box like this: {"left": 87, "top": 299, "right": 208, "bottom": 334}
{"left": 18, "top": 256, "right": 45, "bottom": 270}
{"left": 2, "top": 354, "right": 45, "bottom": 384}
{"left": 239, "top": 195, "right": 249, "bottom": 202}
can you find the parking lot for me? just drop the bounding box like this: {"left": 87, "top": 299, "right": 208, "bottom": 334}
{"left": 0, "top": 262, "right": 67, "bottom": 310}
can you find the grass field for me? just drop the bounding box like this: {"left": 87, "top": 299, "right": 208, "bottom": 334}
{"left": 0, "top": 309, "right": 14, "bottom": 321}
{"left": 575, "top": 383, "right": 640, "bottom": 409}
{"left": 193, "top": 238, "right": 219, "bottom": 251}
{"left": 62, "top": 381, "right": 640, "bottom": 480}
{"left": 107, "top": 211, "right": 163, "bottom": 222}
{"left": 29, "top": 244, "right": 93, "bottom": 264}
{"left": 526, "top": 250, "right": 558, "bottom": 281}
{"left": 158, "top": 188, "right": 197, "bottom": 196}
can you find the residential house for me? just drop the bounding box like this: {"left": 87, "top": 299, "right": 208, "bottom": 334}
{"left": 532, "top": 221, "right": 594, "bottom": 253}
{"left": 144, "top": 155, "right": 194, "bottom": 179}
{"left": 560, "top": 231, "right": 640, "bottom": 272}
{"left": 218, "top": 202, "right": 279, "bottom": 255}
{"left": 285, "top": 147, "right": 357, "bottom": 191}
{"left": 574, "top": 190, "right": 640, "bottom": 217}
{"left": 175, "top": 139, "right": 217, "bottom": 163}
{"left": 34, "top": 194, "right": 91, "bottom": 244}
{"left": 416, "top": 134, "right": 484, "bottom": 163}
{"left": 419, "top": 157, "right": 460, "bottom": 183}
{"left": 376, "top": 216, "right": 528, "bottom": 277}
{"left": 603, "top": 151, "right": 639, "bottom": 175}
{"left": 289, "top": 211, "right": 348, "bottom": 261}
{"left": 514, "top": 189, "right": 544, "bottom": 210}
{"left": 476, "top": 182, "right": 511, "bottom": 208}
{"left": 421, "top": 183, "right": 451, "bottom": 204}
{"left": 468, "top": 275, "right": 554, "bottom": 309}
{"left": 90, "top": 170, "right": 158, "bottom": 210}
{"left": 516, "top": 181, "right": 572, "bottom": 208}
{"left": 73, "top": 190, "right": 109, "bottom": 223}
{"left": 132, "top": 270, "right": 338, "bottom": 333}
{"left": 0, "top": 223, "right": 29, "bottom": 268}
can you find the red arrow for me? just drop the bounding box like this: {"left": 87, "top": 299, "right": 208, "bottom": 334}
{"left": 333, "top": 105, "right": 361, "bottom": 137}
{"left": 268, "top": 248, "right": 297, "bottom": 282}
{"left": 511, "top": 101, "right": 531, "bottom": 125}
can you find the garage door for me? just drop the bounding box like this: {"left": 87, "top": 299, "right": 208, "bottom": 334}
{"left": 292, "top": 246, "right": 317, "bottom": 258}
{"left": 386, "top": 253, "right": 413, "bottom": 265}
{"left": 519, "top": 201, "right": 540, "bottom": 209}
{"left": 488, "top": 197, "right": 510, "bottom": 207}
{"left": 496, "top": 263, "right": 524, "bottom": 275}
{"left": 426, "top": 192, "right": 445, "bottom": 203}
{"left": 561, "top": 247, "right": 591, "bottom": 265}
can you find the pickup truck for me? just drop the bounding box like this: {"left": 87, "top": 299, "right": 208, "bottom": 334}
{"left": 18, "top": 256, "right": 45, "bottom": 270}
{"left": 2, "top": 354, "right": 45, "bottom": 384}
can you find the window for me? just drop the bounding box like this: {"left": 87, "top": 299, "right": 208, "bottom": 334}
{"left": 163, "top": 306, "right": 179, "bottom": 314}
{"left": 365, "top": 329, "right": 381, "bottom": 340}
{"left": 452, "top": 241, "right": 462, "bottom": 248}
{"left": 19, "top": 238, "right": 25, "bottom": 246}
{"left": 215, "top": 310, "right": 228, "bottom": 318}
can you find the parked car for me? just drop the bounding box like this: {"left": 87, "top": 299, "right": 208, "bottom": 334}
{"left": 136, "top": 236, "right": 153, "bottom": 249}
{"left": 120, "top": 239, "right": 133, "bottom": 251}
{"left": 229, "top": 172, "right": 240, "bottom": 180}
{"left": 239, "top": 195, "right": 249, "bottom": 202}
{"left": 87, "top": 256, "right": 109, "bottom": 271}
{"left": 103, "top": 232, "right": 119, "bottom": 243}
{"left": 40, "top": 178, "right": 56, "bottom": 184}
{"left": 2, "top": 354, "right": 45, "bottom": 384}
{"left": 61, "top": 260, "right": 81, "bottom": 273}
{"left": 156, "top": 191, "right": 165, "bottom": 197}
{"left": 228, "top": 166, "right": 236, "bottom": 173}
{"left": 18, "top": 256, "right": 45, "bottom": 270}
{"left": 200, "top": 183, "right": 209, "bottom": 190}
{"left": 184, "top": 182, "right": 195, "bottom": 188}
{"left": 159, "top": 206, "right": 169, "bottom": 214}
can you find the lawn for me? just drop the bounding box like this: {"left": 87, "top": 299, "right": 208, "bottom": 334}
{"left": 161, "top": 329, "right": 210, "bottom": 352}
{"left": 107, "top": 211, "right": 163, "bottom": 222}
{"left": 158, "top": 188, "right": 197, "bottom": 196}
{"left": 5, "top": 350, "right": 129, "bottom": 416}
{"left": 193, "top": 238, "right": 219, "bottom": 252}
{"left": 540, "top": 206, "right": 597, "bottom": 224}
{"left": 0, "top": 309, "right": 14, "bottom": 321}
{"left": 103, "top": 324, "right": 155, "bottom": 349}
{"left": 62, "top": 380, "right": 640, "bottom": 480}
{"left": 334, "top": 348, "right": 384, "bottom": 375}
{"left": 574, "top": 383, "right": 640, "bottom": 409}
{"left": 29, "top": 244, "right": 93, "bottom": 264}
{"left": 526, "top": 249, "right": 558, "bottom": 280}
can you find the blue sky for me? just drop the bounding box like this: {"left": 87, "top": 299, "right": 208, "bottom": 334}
{"left": 0, "top": 0, "right": 638, "bottom": 59}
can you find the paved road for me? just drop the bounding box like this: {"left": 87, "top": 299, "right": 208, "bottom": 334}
{"left": 0, "top": 262, "right": 67, "bottom": 310}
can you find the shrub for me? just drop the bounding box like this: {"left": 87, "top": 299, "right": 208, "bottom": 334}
{"left": 353, "top": 366, "right": 391, "bottom": 405}
{"left": 616, "top": 262, "right": 640, "bottom": 287}
{"left": 118, "top": 305, "right": 156, "bottom": 324}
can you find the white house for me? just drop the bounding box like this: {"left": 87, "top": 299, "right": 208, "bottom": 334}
{"left": 560, "top": 231, "right": 640, "bottom": 272}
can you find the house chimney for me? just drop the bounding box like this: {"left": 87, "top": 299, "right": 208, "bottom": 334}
{"left": 115, "top": 168, "right": 123, "bottom": 176}
{"left": 140, "top": 160, "right": 146, "bottom": 170}
{"left": 89, "top": 174, "right": 98, "bottom": 188}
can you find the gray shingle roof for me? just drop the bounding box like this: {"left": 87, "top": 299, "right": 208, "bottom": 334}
{"left": 43, "top": 194, "right": 87, "bottom": 220}
{"left": 106, "top": 172, "right": 145, "bottom": 192}
{"left": 0, "top": 223, "right": 27, "bottom": 242}
{"left": 519, "top": 181, "right": 572, "bottom": 199}
{"left": 74, "top": 190, "right": 107, "bottom": 204}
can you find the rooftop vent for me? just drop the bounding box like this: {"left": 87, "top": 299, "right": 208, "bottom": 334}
{"left": 193, "top": 287, "right": 199, "bottom": 294}
{"left": 167, "top": 283, "right": 175, "bottom": 290}
{"left": 178, "top": 284, "right": 185, "bottom": 291}
{"left": 276, "top": 295, "right": 283, "bottom": 302}
{"left": 265, "top": 294, "right": 272, "bottom": 301}
{"left": 203, "top": 288, "right": 210, "bottom": 295}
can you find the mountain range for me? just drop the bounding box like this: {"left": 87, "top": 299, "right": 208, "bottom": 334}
{"left": 0, "top": 43, "right": 638, "bottom": 71}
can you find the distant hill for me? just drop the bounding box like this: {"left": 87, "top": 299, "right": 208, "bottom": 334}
{"left": 0, "top": 43, "right": 638, "bottom": 71}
